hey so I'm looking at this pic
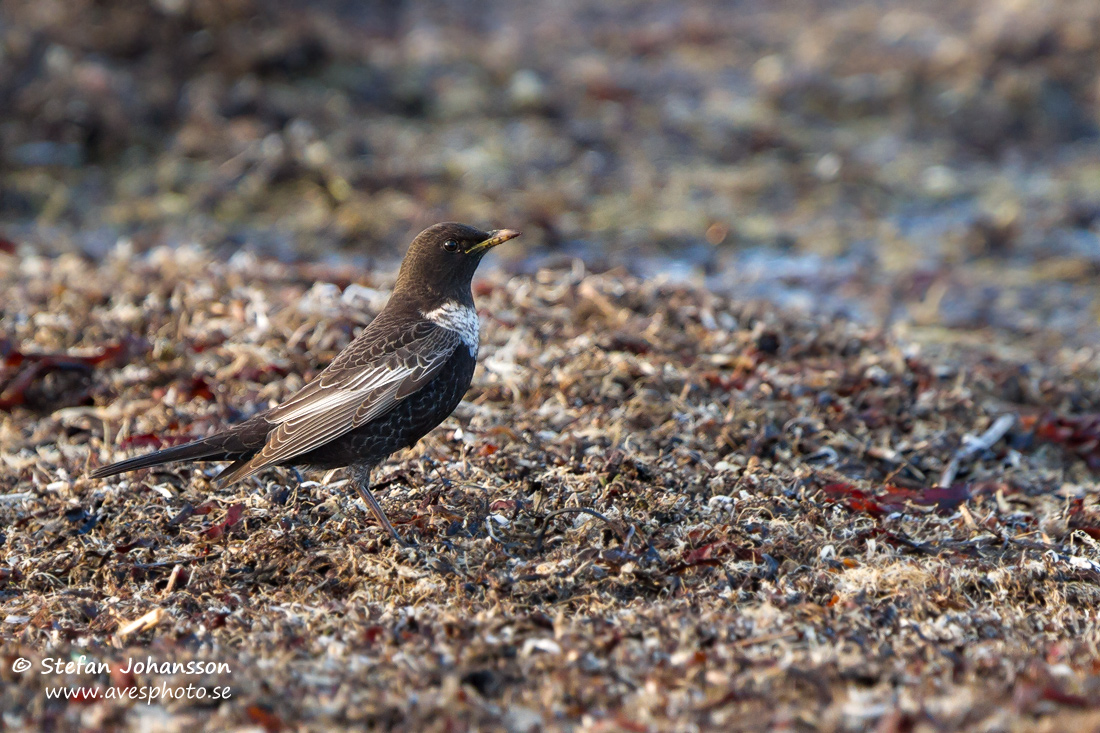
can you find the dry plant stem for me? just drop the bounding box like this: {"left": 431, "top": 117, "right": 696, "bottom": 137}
{"left": 939, "top": 414, "right": 1017, "bottom": 487}
{"left": 535, "top": 507, "right": 618, "bottom": 552}
{"left": 485, "top": 516, "right": 522, "bottom": 556}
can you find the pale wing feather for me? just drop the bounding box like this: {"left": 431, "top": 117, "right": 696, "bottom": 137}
{"left": 216, "top": 325, "right": 461, "bottom": 486}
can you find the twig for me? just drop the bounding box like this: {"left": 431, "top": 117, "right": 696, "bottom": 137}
{"left": 115, "top": 608, "right": 165, "bottom": 641}
{"left": 162, "top": 564, "right": 185, "bottom": 596}
{"left": 534, "top": 507, "right": 617, "bottom": 552}
{"left": 485, "top": 516, "right": 521, "bottom": 556}
{"left": 732, "top": 630, "right": 799, "bottom": 648}
{"left": 939, "top": 414, "right": 1015, "bottom": 487}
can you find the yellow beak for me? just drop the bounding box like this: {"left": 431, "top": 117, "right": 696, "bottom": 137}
{"left": 469, "top": 229, "right": 521, "bottom": 254}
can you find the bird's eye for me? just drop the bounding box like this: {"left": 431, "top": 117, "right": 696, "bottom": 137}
{"left": 443, "top": 240, "right": 459, "bottom": 253}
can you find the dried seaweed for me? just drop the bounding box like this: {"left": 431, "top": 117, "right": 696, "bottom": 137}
{"left": 2, "top": 247, "right": 1099, "bottom": 731}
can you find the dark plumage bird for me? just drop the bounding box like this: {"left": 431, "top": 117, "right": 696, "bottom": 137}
{"left": 89, "top": 222, "right": 521, "bottom": 545}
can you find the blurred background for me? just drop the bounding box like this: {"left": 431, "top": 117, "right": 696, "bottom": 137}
{"left": 2, "top": 0, "right": 1100, "bottom": 343}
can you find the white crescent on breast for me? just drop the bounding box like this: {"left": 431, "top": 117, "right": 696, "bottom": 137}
{"left": 422, "top": 301, "right": 480, "bottom": 355}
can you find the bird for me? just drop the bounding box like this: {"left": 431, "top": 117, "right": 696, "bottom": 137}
{"left": 89, "top": 222, "right": 521, "bottom": 545}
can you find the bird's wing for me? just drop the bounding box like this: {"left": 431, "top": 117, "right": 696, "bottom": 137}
{"left": 216, "top": 320, "right": 463, "bottom": 486}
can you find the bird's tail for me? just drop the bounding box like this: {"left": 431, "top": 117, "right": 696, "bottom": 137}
{"left": 88, "top": 437, "right": 236, "bottom": 479}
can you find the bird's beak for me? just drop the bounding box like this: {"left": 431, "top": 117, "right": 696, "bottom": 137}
{"left": 469, "top": 229, "right": 521, "bottom": 254}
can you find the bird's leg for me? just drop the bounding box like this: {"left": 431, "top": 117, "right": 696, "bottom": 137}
{"left": 353, "top": 467, "right": 412, "bottom": 547}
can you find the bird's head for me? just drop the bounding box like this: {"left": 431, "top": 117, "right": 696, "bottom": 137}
{"left": 393, "top": 222, "right": 521, "bottom": 303}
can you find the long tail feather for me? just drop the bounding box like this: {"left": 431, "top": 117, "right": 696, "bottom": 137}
{"left": 88, "top": 439, "right": 232, "bottom": 479}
